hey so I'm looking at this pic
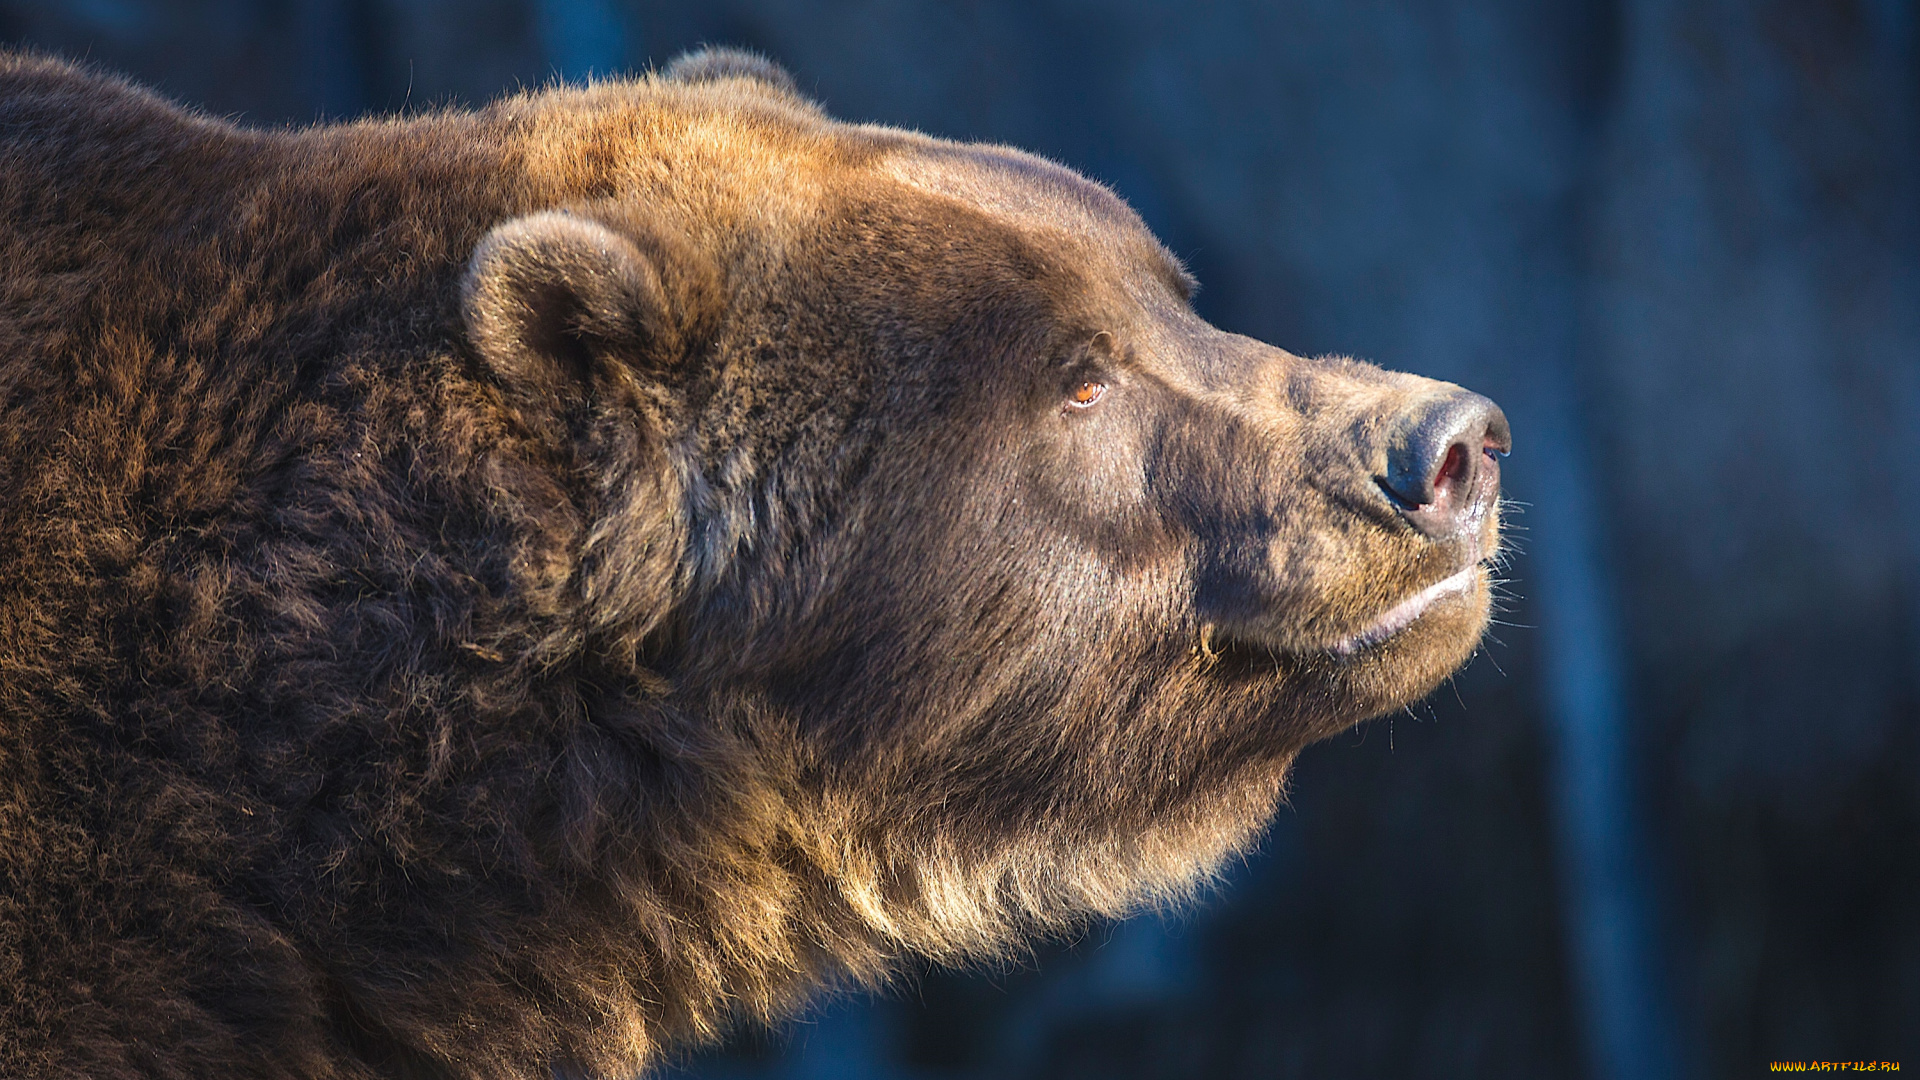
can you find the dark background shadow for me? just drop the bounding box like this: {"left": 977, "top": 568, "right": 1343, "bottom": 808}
{"left": 6, "top": 2, "right": 1915, "bottom": 1077}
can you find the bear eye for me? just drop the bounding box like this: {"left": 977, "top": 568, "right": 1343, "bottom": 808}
{"left": 1066, "top": 381, "right": 1107, "bottom": 410}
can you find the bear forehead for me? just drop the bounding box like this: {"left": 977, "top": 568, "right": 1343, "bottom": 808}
{"left": 877, "top": 139, "right": 1197, "bottom": 305}
{"left": 517, "top": 79, "right": 1192, "bottom": 308}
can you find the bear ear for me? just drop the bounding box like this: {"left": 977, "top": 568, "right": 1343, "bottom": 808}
{"left": 661, "top": 46, "right": 802, "bottom": 99}
{"left": 462, "top": 210, "right": 710, "bottom": 415}
{"left": 463, "top": 211, "right": 703, "bottom": 643}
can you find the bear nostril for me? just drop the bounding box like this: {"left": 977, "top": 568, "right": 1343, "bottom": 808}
{"left": 1434, "top": 442, "right": 1470, "bottom": 500}
{"left": 1379, "top": 391, "right": 1509, "bottom": 538}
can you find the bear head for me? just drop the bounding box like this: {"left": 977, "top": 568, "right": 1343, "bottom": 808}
{"left": 456, "top": 49, "right": 1510, "bottom": 977}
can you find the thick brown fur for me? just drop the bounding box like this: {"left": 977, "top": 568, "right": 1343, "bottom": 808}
{"left": 0, "top": 47, "right": 1504, "bottom": 1079}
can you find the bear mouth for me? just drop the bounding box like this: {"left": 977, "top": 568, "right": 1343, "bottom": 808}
{"left": 1198, "top": 553, "right": 1491, "bottom": 670}
{"left": 1320, "top": 564, "right": 1482, "bottom": 657}
{"left": 1327, "top": 562, "right": 1483, "bottom": 658}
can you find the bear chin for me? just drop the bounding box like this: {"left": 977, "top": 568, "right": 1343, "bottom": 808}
{"left": 1203, "top": 567, "right": 1495, "bottom": 734}
{"left": 1314, "top": 571, "right": 1496, "bottom": 723}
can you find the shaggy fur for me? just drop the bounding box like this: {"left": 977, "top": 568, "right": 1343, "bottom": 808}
{"left": 0, "top": 48, "right": 1504, "bottom": 1078}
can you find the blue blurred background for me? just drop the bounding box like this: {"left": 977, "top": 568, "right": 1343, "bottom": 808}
{"left": 6, "top": 2, "right": 1914, "bottom": 1076}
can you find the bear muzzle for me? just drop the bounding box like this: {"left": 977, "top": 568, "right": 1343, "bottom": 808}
{"left": 1189, "top": 366, "right": 1512, "bottom": 668}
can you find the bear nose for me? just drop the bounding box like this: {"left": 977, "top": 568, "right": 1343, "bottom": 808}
{"left": 1378, "top": 391, "right": 1512, "bottom": 538}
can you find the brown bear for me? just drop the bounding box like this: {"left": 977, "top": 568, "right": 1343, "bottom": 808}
{"left": 0, "top": 46, "right": 1509, "bottom": 1080}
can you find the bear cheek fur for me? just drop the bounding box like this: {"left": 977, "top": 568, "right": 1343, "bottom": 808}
{"left": 664, "top": 293, "right": 1295, "bottom": 942}
{"left": 749, "top": 322, "right": 1493, "bottom": 938}
{"left": 600, "top": 246, "right": 1233, "bottom": 944}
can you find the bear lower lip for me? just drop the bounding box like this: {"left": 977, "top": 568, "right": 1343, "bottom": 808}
{"left": 1328, "top": 563, "right": 1482, "bottom": 658}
